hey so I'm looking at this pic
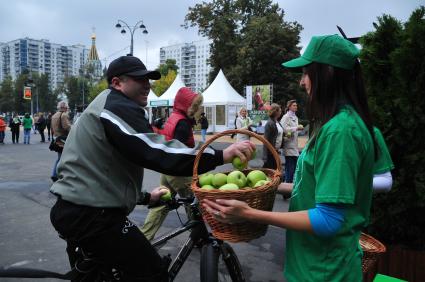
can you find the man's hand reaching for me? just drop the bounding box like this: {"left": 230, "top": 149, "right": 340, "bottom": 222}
{"left": 222, "top": 140, "right": 256, "bottom": 164}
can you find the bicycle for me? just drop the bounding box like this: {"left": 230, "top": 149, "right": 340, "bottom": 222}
{"left": 0, "top": 196, "right": 245, "bottom": 282}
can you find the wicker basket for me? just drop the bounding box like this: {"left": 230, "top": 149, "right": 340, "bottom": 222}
{"left": 360, "top": 232, "right": 386, "bottom": 274}
{"left": 191, "top": 129, "right": 282, "bottom": 242}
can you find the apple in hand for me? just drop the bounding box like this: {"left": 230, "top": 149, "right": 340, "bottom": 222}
{"left": 201, "top": 184, "right": 215, "bottom": 190}
{"left": 247, "top": 170, "right": 267, "bottom": 187}
{"left": 212, "top": 173, "right": 228, "bottom": 188}
{"left": 160, "top": 188, "right": 172, "bottom": 201}
{"left": 199, "top": 173, "right": 214, "bottom": 186}
{"left": 232, "top": 157, "right": 247, "bottom": 170}
{"left": 286, "top": 131, "right": 292, "bottom": 138}
{"left": 297, "top": 124, "right": 304, "bottom": 130}
{"left": 219, "top": 183, "right": 239, "bottom": 191}
{"left": 254, "top": 179, "right": 270, "bottom": 188}
{"left": 227, "top": 170, "right": 247, "bottom": 188}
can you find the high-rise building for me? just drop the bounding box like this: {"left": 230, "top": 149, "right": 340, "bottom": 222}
{"left": 0, "top": 36, "right": 102, "bottom": 90}
{"left": 159, "top": 39, "right": 212, "bottom": 92}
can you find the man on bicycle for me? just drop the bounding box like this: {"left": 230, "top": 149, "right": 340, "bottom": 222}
{"left": 50, "top": 55, "right": 255, "bottom": 282}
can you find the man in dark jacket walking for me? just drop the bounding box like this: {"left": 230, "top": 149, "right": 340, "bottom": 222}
{"left": 198, "top": 112, "right": 209, "bottom": 142}
{"left": 37, "top": 113, "right": 47, "bottom": 142}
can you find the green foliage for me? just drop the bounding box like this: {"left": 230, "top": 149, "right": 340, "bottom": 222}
{"left": 63, "top": 76, "right": 89, "bottom": 110}
{"left": 184, "top": 0, "right": 304, "bottom": 107}
{"left": 88, "top": 79, "right": 108, "bottom": 102}
{"left": 156, "top": 59, "right": 179, "bottom": 77}
{"left": 13, "top": 74, "right": 31, "bottom": 114}
{"left": 361, "top": 6, "right": 425, "bottom": 249}
{"left": 151, "top": 70, "right": 177, "bottom": 96}
{"left": 0, "top": 76, "right": 14, "bottom": 112}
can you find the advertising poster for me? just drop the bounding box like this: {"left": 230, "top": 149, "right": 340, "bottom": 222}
{"left": 251, "top": 84, "right": 271, "bottom": 111}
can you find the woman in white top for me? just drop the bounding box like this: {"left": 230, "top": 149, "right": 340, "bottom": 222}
{"left": 235, "top": 107, "right": 252, "bottom": 142}
{"left": 280, "top": 100, "right": 303, "bottom": 183}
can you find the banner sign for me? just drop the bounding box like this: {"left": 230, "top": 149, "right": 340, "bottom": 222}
{"left": 150, "top": 100, "right": 169, "bottom": 107}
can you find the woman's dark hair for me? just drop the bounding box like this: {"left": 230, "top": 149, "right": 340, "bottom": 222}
{"left": 304, "top": 61, "right": 377, "bottom": 157}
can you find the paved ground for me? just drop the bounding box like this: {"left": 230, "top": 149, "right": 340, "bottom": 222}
{"left": 0, "top": 129, "right": 301, "bottom": 282}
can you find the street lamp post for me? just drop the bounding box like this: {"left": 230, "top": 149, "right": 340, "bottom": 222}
{"left": 115, "top": 20, "right": 148, "bottom": 56}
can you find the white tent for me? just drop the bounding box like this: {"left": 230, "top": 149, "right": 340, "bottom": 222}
{"left": 201, "top": 70, "right": 246, "bottom": 132}
{"left": 146, "top": 74, "right": 186, "bottom": 123}
{"left": 147, "top": 74, "right": 186, "bottom": 108}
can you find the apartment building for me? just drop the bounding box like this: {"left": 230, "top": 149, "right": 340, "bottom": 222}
{"left": 159, "top": 39, "right": 212, "bottom": 92}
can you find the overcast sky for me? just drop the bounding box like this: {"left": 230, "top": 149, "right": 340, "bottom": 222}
{"left": 0, "top": 0, "right": 422, "bottom": 70}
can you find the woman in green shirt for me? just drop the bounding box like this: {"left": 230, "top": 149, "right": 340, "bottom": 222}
{"left": 203, "top": 35, "right": 378, "bottom": 281}
{"left": 22, "top": 113, "right": 33, "bottom": 144}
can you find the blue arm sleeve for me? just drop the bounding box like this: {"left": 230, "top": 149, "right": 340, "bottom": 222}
{"left": 308, "top": 204, "right": 345, "bottom": 237}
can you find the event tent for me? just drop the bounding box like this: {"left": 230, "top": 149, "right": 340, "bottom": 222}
{"left": 201, "top": 69, "right": 246, "bottom": 132}
{"left": 147, "top": 74, "right": 186, "bottom": 108}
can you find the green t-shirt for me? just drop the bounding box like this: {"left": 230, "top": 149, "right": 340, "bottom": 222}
{"left": 373, "top": 127, "right": 394, "bottom": 174}
{"left": 284, "top": 106, "right": 375, "bottom": 282}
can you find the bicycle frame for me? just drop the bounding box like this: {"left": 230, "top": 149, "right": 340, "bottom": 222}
{"left": 152, "top": 198, "right": 216, "bottom": 281}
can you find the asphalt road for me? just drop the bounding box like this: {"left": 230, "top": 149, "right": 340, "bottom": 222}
{"left": 0, "top": 130, "right": 288, "bottom": 282}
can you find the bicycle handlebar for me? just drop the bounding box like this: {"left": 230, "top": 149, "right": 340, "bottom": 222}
{"left": 147, "top": 196, "right": 197, "bottom": 210}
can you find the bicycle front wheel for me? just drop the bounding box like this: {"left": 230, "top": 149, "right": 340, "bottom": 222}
{"left": 200, "top": 243, "right": 245, "bottom": 282}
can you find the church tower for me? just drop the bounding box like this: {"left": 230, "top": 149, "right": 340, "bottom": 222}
{"left": 86, "top": 29, "right": 102, "bottom": 80}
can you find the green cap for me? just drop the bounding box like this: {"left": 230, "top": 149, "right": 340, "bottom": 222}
{"left": 282, "top": 34, "right": 360, "bottom": 70}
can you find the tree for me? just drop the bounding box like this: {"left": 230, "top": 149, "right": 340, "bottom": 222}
{"left": 184, "top": 0, "right": 304, "bottom": 106}
{"left": 151, "top": 70, "right": 177, "bottom": 96}
{"left": 156, "top": 59, "right": 179, "bottom": 77}
{"left": 361, "top": 6, "right": 425, "bottom": 249}
{"left": 0, "top": 76, "right": 14, "bottom": 112}
{"left": 13, "top": 74, "right": 31, "bottom": 114}
{"left": 88, "top": 79, "right": 108, "bottom": 102}
{"left": 63, "top": 75, "right": 89, "bottom": 111}
{"left": 35, "top": 73, "right": 56, "bottom": 112}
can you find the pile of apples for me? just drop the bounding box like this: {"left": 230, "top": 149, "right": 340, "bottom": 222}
{"left": 198, "top": 169, "right": 270, "bottom": 191}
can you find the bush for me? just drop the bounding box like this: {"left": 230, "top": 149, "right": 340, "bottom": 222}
{"left": 360, "top": 7, "right": 425, "bottom": 250}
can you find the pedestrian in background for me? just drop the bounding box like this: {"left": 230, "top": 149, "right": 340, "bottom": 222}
{"left": 33, "top": 114, "right": 39, "bottom": 134}
{"left": 23, "top": 113, "right": 33, "bottom": 144}
{"left": 0, "top": 116, "right": 6, "bottom": 144}
{"left": 198, "top": 112, "right": 208, "bottom": 142}
{"left": 37, "top": 113, "right": 47, "bottom": 142}
{"left": 9, "top": 114, "right": 21, "bottom": 144}
{"left": 281, "top": 100, "right": 303, "bottom": 183}
{"left": 262, "top": 103, "right": 283, "bottom": 169}
{"left": 141, "top": 87, "right": 203, "bottom": 240}
{"left": 51, "top": 101, "right": 71, "bottom": 182}
{"left": 46, "top": 112, "right": 53, "bottom": 141}
{"left": 235, "top": 107, "right": 252, "bottom": 142}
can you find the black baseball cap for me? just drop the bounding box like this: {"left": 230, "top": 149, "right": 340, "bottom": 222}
{"left": 106, "top": 55, "right": 161, "bottom": 83}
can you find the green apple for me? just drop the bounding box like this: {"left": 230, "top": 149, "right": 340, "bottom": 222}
{"left": 253, "top": 180, "right": 270, "bottom": 188}
{"left": 199, "top": 173, "right": 214, "bottom": 186}
{"left": 219, "top": 183, "right": 239, "bottom": 191}
{"left": 286, "top": 131, "right": 292, "bottom": 138}
{"left": 232, "top": 157, "right": 247, "bottom": 170}
{"left": 160, "top": 188, "right": 172, "bottom": 201}
{"left": 227, "top": 170, "right": 247, "bottom": 188}
{"left": 298, "top": 124, "right": 304, "bottom": 130}
{"left": 201, "top": 184, "right": 216, "bottom": 190}
{"left": 247, "top": 170, "right": 267, "bottom": 187}
{"left": 212, "top": 173, "right": 228, "bottom": 188}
